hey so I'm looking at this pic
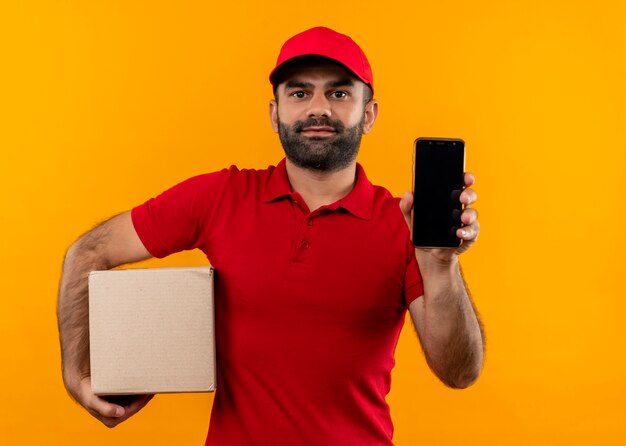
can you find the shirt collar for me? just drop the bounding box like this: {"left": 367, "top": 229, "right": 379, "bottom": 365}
{"left": 262, "top": 158, "right": 374, "bottom": 220}
{"left": 262, "top": 158, "right": 292, "bottom": 203}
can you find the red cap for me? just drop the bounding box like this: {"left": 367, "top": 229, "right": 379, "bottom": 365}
{"left": 269, "top": 27, "right": 374, "bottom": 94}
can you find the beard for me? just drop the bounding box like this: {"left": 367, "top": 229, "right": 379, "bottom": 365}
{"left": 277, "top": 115, "right": 364, "bottom": 173}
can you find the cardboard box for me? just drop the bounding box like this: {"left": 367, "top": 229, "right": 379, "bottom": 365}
{"left": 88, "top": 266, "right": 215, "bottom": 395}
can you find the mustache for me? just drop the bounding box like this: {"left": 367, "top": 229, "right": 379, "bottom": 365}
{"left": 292, "top": 118, "right": 346, "bottom": 133}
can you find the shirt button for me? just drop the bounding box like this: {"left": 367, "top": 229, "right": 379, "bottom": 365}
{"left": 306, "top": 218, "right": 313, "bottom": 226}
{"left": 301, "top": 240, "right": 310, "bottom": 249}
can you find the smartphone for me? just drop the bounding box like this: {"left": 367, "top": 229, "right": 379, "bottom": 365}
{"left": 411, "top": 137, "right": 465, "bottom": 248}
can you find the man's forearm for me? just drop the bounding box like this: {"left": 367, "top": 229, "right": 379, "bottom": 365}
{"left": 413, "top": 256, "right": 484, "bottom": 388}
{"left": 57, "top": 226, "right": 114, "bottom": 394}
{"left": 56, "top": 213, "right": 154, "bottom": 427}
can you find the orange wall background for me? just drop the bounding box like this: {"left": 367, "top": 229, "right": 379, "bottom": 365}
{"left": 1, "top": 1, "right": 625, "bottom": 444}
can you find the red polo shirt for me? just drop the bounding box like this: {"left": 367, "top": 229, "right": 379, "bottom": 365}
{"left": 131, "top": 159, "right": 423, "bottom": 446}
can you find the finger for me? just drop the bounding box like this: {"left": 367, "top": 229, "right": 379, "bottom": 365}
{"left": 460, "top": 188, "right": 477, "bottom": 206}
{"left": 399, "top": 191, "right": 413, "bottom": 215}
{"left": 457, "top": 221, "right": 480, "bottom": 241}
{"left": 94, "top": 395, "right": 154, "bottom": 428}
{"left": 76, "top": 378, "right": 126, "bottom": 419}
{"left": 460, "top": 207, "right": 478, "bottom": 226}
{"left": 86, "top": 393, "right": 126, "bottom": 419}
{"left": 464, "top": 172, "right": 475, "bottom": 187}
{"left": 399, "top": 192, "right": 413, "bottom": 228}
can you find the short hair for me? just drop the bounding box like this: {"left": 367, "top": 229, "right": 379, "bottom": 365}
{"left": 362, "top": 84, "right": 373, "bottom": 106}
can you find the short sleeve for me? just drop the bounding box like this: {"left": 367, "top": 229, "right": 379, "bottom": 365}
{"left": 131, "top": 168, "right": 234, "bottom": 258}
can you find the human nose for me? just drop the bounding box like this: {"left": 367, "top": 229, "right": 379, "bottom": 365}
{"left": 306, "top": 92, "right": 331, "bottom": 118}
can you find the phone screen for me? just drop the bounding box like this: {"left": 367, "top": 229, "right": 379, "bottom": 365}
{"left": 412, "top": 138, "right": 465, "bottom": 248}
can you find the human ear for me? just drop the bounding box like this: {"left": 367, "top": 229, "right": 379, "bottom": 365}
{"left": 269, "top": 99, "right": 278, "bottom": 133}
{"left": 362, "top": 99, "right": 378, "bottom": 134}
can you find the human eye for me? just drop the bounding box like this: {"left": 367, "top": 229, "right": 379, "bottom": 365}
{"left": 290, "top": 90, "right": 307, "bottom": 99}
{"left": 330, "top": 90, "right": 348, "bottom": 99}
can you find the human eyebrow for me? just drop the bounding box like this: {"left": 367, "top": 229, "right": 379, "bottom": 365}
{"left": 284, "top": 80, "right": 313, "bottom": 89}
{"left": 327, "top": 78, "right": 355, "bottom": 89}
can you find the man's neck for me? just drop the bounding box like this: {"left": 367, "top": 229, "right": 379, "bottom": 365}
{"left": 285, "top": 159, "right": 357, "bottom": 212}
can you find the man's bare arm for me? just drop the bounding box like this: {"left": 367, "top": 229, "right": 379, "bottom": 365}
{"left": 408, "top": 261, "right": 484, "bottom": 388}
{"left": 57, "top": 211, "right": 152, "bottom": 427}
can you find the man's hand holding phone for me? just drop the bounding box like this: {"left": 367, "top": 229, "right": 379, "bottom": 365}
{"left": 400, "top": 171, "right": 479, "bottom": 264}
{"left": 401, "top": 137, "right": 480, "bottom": 265}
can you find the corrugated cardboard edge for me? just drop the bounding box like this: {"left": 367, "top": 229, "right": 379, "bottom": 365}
{"left": 88, "top": 266, "right": 216, "bottom": 395}
{"left": 208, "top": 267, "right": 216, "bottom": 392}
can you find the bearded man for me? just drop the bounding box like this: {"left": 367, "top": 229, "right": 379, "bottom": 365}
{"left": 58, "top": 26, "right": 484, "bottom": 446}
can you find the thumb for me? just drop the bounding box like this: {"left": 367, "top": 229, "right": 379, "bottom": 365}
{"left": 77, "top": 377, "right": 125, "bottom": 418}
{"left": 87, "top": 393, "right": 126, "bottom": 418}
{"left": 399, "top": 192, "right": 413, "bottom": 228}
